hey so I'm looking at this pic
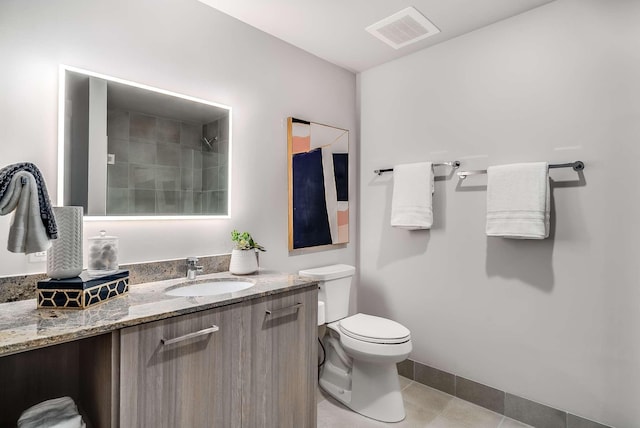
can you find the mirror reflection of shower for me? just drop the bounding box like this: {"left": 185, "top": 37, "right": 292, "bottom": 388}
{"left": 61, "top": 66, "right": 231, "bottom": 217}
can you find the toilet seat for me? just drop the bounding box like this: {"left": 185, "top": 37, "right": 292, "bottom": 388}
{"left": 338, "top": 313, "right": 410, "bottom": 344}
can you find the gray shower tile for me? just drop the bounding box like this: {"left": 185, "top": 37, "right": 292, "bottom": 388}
{"left": 397, "top": 359, "right": 414, "bottom": 380}
{"left": 456, "top": 376, "right": 505, "bottom": 414}
{"left": 181, "top": 148, "right": 194, "bottom": 169}
{"left": 108, "top": 137, "right": 129, "bottom": 163}
{"left": 193, "top": 169, "right": 203, "bottom": 191}
{"left": 204, "top": 121, "right": 218, "bottom": 140}
{"left": 157, "top": 118, "right": 180, "bottom": 144}
{"left": 129, "top": 164, "right": 156, "bottom": 189}
{"left": 567, "top": 414, "right": 611, "bottom": 428}
{"left": 181, "top": 168, "right": 194, "bottom": 190}
{"left": 129, "top": 189, "right": 156, "bottom": 214}
{"left": 415, "top": 363, "right": 455, "bottom": 396}
{"left": 107, "top": 163, "right": 129, "bottom": 188}
{"left": 214, "top": 191, "right": 227, "bottom": 215}
{"left": 202, "top": 151, "right": 219, "bottom": 168}
{"left": 202, "top": 191, "right": 218, "bottom": 214}
{"left": 218, "top": 164, "right": 228, "bottom": 190}
{"left": 193, "top": 148, "right": 203, "bottom": 169}
{"left": 505, "top": 394, "right": 566, "bottom": 428}
{"left": 180, "top": 122, "right": 201, "bottom": 149}
{"left": 106, "top": 188, "right": 129, "bottom": 215}
{"left": 107, "top": 110, "right": 129, "bottom": 140}
{"left": 156, "top": 166, "right": 180, "bottom": 191}
{"left": 129, "top": 113, "right": 157, "bottom": 142}
{"left": 203, "top": 167, "right": 219, "bottom": 191}
{"left": 180, "top": 191, "right": 195, "bottom": 214}
{"left": 193, "top": 191, "right": 202, "bottom": 214}
{"left": 156, "top": 190, "right": 180, "bottom": 214}
{"left": 129, "top": 140, "right": 156, "bottom": 164}
{"left": 157, "top": 143, "right": 180, "bottom": 167}
{"left": 217, "top": 139, "right": 229, "bottom": 155}
{"left": 218, "top": 116, "right": 229, "bottom": 140}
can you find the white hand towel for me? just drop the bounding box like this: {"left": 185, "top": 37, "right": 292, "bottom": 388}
{"left": 486, "top": 162, "right": 550, "bottom": 239}
{"left": 0, "top": 171, "right": 51, "bottom": 253}
{"left": 18, "top": 396, "right": 86, "bottom": 428}
{"left": 391, "top": 162, "right": 434, "bottom": 230}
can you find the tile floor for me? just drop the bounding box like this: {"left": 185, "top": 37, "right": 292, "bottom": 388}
{"left": 317, "top": 376, "right": 533, "bottom": 428}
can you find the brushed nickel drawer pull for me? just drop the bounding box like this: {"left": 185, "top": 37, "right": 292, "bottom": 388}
{"left": 161, "top": 325, "right": 219, "bottom": 345}
{"left": 265, "top": 302, "right": 303, "bottom": 316}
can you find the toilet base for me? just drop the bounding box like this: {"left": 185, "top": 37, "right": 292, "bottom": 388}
{"left": 320, "top": 347, "right": 405, "bottom": 423}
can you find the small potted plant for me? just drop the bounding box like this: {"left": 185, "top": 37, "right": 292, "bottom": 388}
{"left": 229, "top": 230, "right": 266, "bottom": 275}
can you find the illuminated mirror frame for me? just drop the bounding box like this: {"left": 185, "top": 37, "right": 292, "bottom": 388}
{"left": 57, "top": 64, "right": 232, "bottom": 220}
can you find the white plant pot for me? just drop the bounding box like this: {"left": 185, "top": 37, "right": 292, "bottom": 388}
{"left": 229, "top": 249, "right": 258, "bottom": 275}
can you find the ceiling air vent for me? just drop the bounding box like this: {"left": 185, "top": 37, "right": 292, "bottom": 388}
{"left": 366, "top": 7, "right": 440, "bottom": 50}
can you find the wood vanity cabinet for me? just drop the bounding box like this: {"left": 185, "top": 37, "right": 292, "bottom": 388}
{"left": 119, "top": 303, "right": 243, "bottom": 427}
{"left": 0, "top": 284, "right": 317, "bottom": 428}
{"left": 119, "top": 285, "right": 317, "bottom": 428}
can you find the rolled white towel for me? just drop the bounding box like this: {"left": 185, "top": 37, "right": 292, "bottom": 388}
{"left": 17, "top": 396, "right": 86, "bottom": 428}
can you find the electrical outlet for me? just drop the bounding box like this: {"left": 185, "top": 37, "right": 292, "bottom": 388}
{"left": 28, "top": 251, "right": 47, "bottom": 263}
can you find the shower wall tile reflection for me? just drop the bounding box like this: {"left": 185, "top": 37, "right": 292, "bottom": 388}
{"left": 106, "top": 109, "right": 228, "bottom": 215}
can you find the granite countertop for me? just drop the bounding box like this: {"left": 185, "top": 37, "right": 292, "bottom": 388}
{"left": 0, "top": 270, "right": 318, "bottom": 357}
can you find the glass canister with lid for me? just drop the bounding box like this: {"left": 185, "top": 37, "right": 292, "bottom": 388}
{"left": 88, "top": 230, "right": 119, "bottom": 277}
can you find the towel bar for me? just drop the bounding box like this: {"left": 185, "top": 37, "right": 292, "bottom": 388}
{"left": 374, "top": 161, "right": 461, "bottom": 175}
{"left": 457, "top": 161, "right": 584, "bottom": 179}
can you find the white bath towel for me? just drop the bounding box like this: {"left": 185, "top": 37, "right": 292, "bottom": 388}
{"left": 486, "top": 162, "right": 550, "bottom": 239}
{"left": 391, "top": 162, "right": 434, "bottom": 230}
{"left": 0, "top": 171, "right": 51, "bottom": 253}
{"left": 17, "top": 396, "right": 86, "bottom": 428}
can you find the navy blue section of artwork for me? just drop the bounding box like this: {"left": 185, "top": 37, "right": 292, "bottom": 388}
{"left": 333, "top": 153, "right": 348, "bottom": 202}
{"left": 292, "top": 149, "right": 332, "bottom": 249}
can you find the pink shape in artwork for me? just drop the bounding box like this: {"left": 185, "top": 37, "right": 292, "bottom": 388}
{"left": 291, "top": 136, "right": 311, "bottom": 154}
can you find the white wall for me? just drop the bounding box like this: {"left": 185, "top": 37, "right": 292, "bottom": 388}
{"left": 359, "top": 1, "right": 639, "bottom": 427}
{"left": 0, "top": 0, "right": 357, "bottom": 276}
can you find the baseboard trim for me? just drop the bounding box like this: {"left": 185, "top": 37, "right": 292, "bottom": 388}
{"left": 397, "top": 359, "right": 612, "bottom": 428}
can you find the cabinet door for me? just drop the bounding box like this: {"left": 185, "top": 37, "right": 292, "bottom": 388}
{"left": 242, "top": 287, "right": 318, "bottom": 428}
{"left": 120, "top": 305, "right": 242, "bottom": 428}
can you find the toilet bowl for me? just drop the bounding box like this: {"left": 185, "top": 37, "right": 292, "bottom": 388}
{"left": 299, "top": 265, "right": 412, "bottom": 423}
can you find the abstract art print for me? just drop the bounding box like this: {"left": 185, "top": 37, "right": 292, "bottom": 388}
{"left": 288, "top": 117, "right": 349, "bottom": 250}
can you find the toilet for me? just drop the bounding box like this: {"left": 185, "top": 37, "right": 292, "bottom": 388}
{"left": 299, "top": 264, "right": 412, "bottom": 423}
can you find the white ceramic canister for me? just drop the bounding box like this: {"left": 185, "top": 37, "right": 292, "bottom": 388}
{"left": 87, "top": 230, "right": 119, "bottom": 277}
{"left": 46, "top": 206, "right": 83, "bottom": 279}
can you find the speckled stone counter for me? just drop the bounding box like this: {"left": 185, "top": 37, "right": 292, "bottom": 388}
{"left": 0, "top": 270, "right": 318, "bottom": 357}
{"left": 0, "top": 254, "right": 232, "bottom": 303}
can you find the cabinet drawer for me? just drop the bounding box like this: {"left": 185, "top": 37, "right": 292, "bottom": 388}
{"left": 120, "top": 305, "right": 242, "bottom": 428}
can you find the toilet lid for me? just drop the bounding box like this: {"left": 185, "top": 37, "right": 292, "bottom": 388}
{"left": 338, "top": 313, "right": 411, "bottom": 344}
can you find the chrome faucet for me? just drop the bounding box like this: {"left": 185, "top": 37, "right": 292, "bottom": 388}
{"left": 186, "top": 257, "right": 203, "bottom": 280}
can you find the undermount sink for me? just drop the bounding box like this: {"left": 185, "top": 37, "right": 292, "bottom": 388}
{"left": 166, "top": 279, "right": 255, "bottom": 297}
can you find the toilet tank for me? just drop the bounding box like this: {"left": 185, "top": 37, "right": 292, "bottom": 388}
{"left": 299, "top": 264, "right": 355, "bottom": 323}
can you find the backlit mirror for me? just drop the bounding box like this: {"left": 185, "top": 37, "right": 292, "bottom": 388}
{"left": 58, "top": 65, "right": 231, "bottom": 218}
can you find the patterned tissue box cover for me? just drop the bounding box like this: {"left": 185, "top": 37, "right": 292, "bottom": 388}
{"left": 37, "top": 270, "right": 129, "bottom": 309}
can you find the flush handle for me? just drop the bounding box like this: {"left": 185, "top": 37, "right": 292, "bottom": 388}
{"left": 265, "top": 302, "right": 303, "bottom": 316}
{"left": 161, "top": 325, "right": 219, "bottom": 346}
